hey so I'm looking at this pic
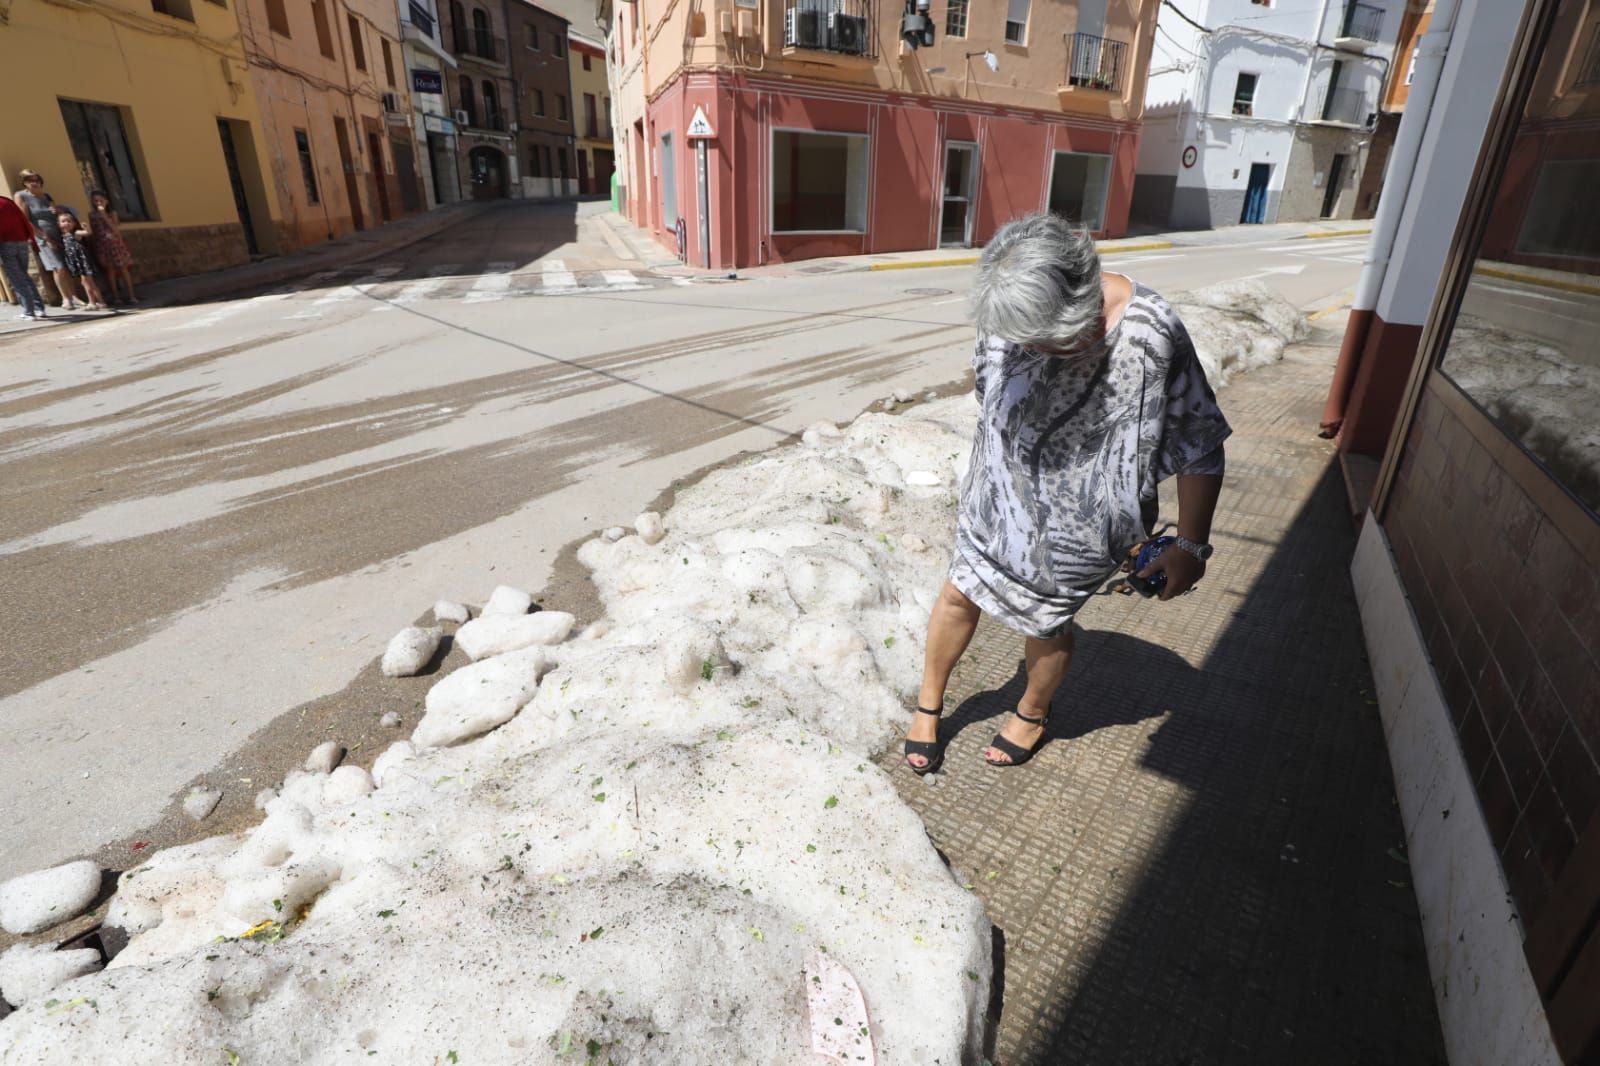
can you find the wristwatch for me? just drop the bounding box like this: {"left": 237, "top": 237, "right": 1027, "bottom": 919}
{"left": 1173, "top": 535, "right": 1213, "bottom": 561}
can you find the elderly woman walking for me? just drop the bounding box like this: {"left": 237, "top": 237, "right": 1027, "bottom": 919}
{"left": 904, "top": 213, "right": 1231, "bottom": 773}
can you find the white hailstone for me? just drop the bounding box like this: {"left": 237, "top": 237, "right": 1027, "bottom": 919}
{"left": 0, "top": 861, "right": 101, "bottom": 936}
{"left": 635, "top": 512, "right": 666, "bottom": 545}
{"left": 482, "top": 585, "right": 534, "bottom": 617}
{"left": 304, "top": 741, "right": 344, "bottom": 775}
{"left": 380, "top": 626, "right": 442, "bottom": 677}
{"left": 433, "top": 600, "right": 471, "bottom": 624}
{"left": 182, "top": 787, "right": 222, "bottom": 822}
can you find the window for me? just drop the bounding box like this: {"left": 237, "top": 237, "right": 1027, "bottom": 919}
{"left": 1434, "top": 0, "right": 1600, "bottom": 513}
{"left": 557, "top": 94, "right": 568, "bottom": 121}
{"left": 265, "top": 0, "right": 290, "bottom": 36}
{"left": 1577, "top": 24, "right": 1600, "bottom": 85}
{"left": 557, "top": 147, "right": 569, "bottom": 181}
{"left": 553, "top": 33, "right": 564, "bottom": 57}
{"left": 945, "top": 0, "right": 967, "bottom": 38}
{"left": 312, "top": 0, "right": 335, "bottom": 57}
{"left": 1233, "top": 72, "right": 1258, "bottom": 116}
{"left": 583, "top": 93, "right": 597, "bottom": 137}
{"left": 659, "top": 130, "right": 676, "bottom": 221}
{"left": 151, "top": 0, "right": 195, "bottom": 21}
{"left": 1004, "top": 0, "right": 1028, "bottom": 44}
{"left": 529, "top": 145, "right": 543, "bottom": 176}
{"left": 382, "top": 39, "right": 395, "bottom": 85}
{"left": 772, "top": 129, "right": 869, "bottom": 233}
{"left": 58, "top": 100, "right": 151, "bottom": 221}
{"left": 294, "top": 128, "right": 320, "bottom": 203}
{"left": 449, "top": 0, "right": 466, "bottom": 51}
{"left": 348, "top": 15, "right": 367, "bottom": 69}
{"left": 1405, "top": 44, "right": 1418, "bottom": 85}
{"left": 532, "top": 87, "right": 545, "bottom": 116}
{"left": 1047, "top": 151, "right": 1112, "bottom": 231}
{"left": 482, "top": 80, "right": 500, "bottom": 128}
{"left": 526, "top": 23, "right": 539, "bottom": 49}
{"left": 471, "top": 7, "right": 490, "bottom": 56}
{"left": 458, "top": 74, "right": 476, "bottom": 124}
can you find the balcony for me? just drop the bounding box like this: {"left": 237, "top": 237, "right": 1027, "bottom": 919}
{"left": 404, "top": 0, "right": 433, "bottom": 37}
{"left": 1316, "top": 86, "right": 1371, "bottom": 127}
{"left": 1335, "top": 1, "right": 1382, "bottom": 46}
{"left": 781, "top": 0, "right": 877, "bottom": 61}
{"left": 1064, "top": 31, "right": 1128, "bottom": 93}
{"left": 451, "top": 28, "right": 505, "bottom": 63}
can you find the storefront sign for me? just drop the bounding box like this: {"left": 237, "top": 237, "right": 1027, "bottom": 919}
{"left": 412, "top": 69, "right": 443, "bottom": 94}
{"left": 424, "top": 114, "right": 455, "bottom": 135}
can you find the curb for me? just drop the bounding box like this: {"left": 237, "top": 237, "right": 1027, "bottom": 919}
{"left": 1302, "top": 228, "right": 1373, "bottom": 240}
{"left": 862, "top": 239, "right": 1177, "bottom": 273}
{"left": 1474, "top": 263, "right": 1600, "bottom": 297}
{"left": 137, "top": 202, "right": 497, "bottom": 309}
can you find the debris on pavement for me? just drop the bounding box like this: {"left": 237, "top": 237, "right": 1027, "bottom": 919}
{"left": 182, "top": 787, "right": 222, "bottom": 822}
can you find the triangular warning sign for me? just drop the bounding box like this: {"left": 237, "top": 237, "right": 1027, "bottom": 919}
{"left": 686, "top": 106, "right": 715, "bottom": 139}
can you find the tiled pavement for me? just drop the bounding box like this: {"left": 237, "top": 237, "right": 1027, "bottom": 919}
{"left": 880, "top": 325, "right": 1449, "bottom": 1065}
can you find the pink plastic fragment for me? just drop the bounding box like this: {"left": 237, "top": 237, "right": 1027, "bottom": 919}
{"left": 804, "top": 951, "right": 876, "bottom": 1065}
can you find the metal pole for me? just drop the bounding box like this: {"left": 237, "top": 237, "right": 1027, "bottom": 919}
{"left": 696, "top": 139, "right": 711, "bottom": 269}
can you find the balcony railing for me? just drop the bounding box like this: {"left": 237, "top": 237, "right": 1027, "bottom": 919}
{"left": 405, "top": 0, "right": 433, "bottom": 36}
{"left": 782, "top": 0, "right": 877, "bottom": 60}
{"left": 451, "top": 28, "right": 505, "bottom": 62}
{"left": 1338, "top": 2, "right": 1382, "bottom": 43}
{"left": 1066, "top": 31, "right": 1128, "bottom": 92}
{"left": 1319, "top": 86, "right": 1370, "bottom": 125}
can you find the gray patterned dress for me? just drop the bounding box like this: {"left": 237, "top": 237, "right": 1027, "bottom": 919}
{"left": 949, "top": 280, "right": 1231, "bottom": 638}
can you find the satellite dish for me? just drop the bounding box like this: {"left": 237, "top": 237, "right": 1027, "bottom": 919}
{"left": 983, "top": 50, "right": 999, "bottom": 72}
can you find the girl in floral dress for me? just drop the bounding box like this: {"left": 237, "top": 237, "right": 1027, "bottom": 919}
{"left": 54, "top": 208, "right": 108, "bottom": 310}
{"left": 87, "top": 190, "right": 137, "bottom": 305}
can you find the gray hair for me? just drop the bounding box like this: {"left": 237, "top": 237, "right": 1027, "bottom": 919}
{"left": 970, "top": 213, "right": 1103, "bottom": 348}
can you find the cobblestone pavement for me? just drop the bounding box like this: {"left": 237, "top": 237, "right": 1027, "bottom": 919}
{"left": 881, "top": 328, "right": 1448, "bottom": 1065}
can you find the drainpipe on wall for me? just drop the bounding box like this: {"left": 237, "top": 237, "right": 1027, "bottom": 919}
{"left": 1319, "top": 0, "right": 1461, "bottom": 436}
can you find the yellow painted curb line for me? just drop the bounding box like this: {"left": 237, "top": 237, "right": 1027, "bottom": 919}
{"left": 1308, "top": 301, "right": 1352, "bottom": 322}
{"left": 1475, "top": 264, "right": 1600, "bottom": 298}
{"left": 865, "top": 239, "right": 1174, "bottom": 272}
{"left": 867, "top": 257, "right": 979, "bottom": 271}
{"left": 1303, "top": 228, "right": 1372, "bottom": 240}
{"left": 1099, "top": 240, "right": 1175, "bottom": 255}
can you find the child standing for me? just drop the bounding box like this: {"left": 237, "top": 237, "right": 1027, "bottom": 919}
{"left": 54, "top": 208, "right": 107, "bottom": 311}
{"left": 87, "top": 190, "right": 137, "bottom": 305}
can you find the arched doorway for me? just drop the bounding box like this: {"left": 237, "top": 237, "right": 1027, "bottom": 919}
{"left": 468, "top": 146, "right": 507, "bottom": 200}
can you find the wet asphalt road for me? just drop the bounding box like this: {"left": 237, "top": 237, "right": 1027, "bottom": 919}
{"left": 0, "top": 201, "right": 1367, "bottom": 879}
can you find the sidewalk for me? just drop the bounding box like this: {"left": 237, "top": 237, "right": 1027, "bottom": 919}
{"left": 881, "top": 312, "right": 1446, "bottom": 1064}
{"left": 593, "top": 211, "right": 1374, "bottom": 278}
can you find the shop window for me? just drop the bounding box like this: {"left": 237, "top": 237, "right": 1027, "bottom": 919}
{"left": 265, "top": 0, "right": 290, "bottom": 35}
{"left": 945, "top": 0, "right": 967, "bottom": 38}
{"left": 294, "top": 128, "right": 320, "bottom": 203}
{"left": 1046, "top": 151, "right": 1111, "bottom": 231}
{"left": 1233, "top": 72, "right": 1258, "bottom": 116}
{"left": 1435, "top": 1, "right": 1600, "bottom": 512}
{"left": 1004, "top": 0, "right": 1028, "bottom": 44}
{"left": 529, "top": 145, "right": 543, "bottom": 177}
{"left": 771, "top": 129, "right": 868, "bottom": 233}
{"left": 349, "top": 15, "right": 368, "bottom": 69}
{"left": 58, "top": 99, "right": 152, "bottom": 221}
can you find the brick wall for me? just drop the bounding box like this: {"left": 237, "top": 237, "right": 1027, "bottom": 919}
{"left": 1384, "top": 375, "right": 1600, "bottom": 927}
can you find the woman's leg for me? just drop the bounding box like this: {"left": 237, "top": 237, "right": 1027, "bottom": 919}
{"left": 983, "top": 629, "right": 1075, "bottom": 765}
{"left": 907, "top": 581, "right": 981, "bottom": 767}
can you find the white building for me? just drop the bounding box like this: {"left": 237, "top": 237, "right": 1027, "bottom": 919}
{"left": 397, "top": 0, "right": 463, "bottom": 206}
{"left": 1133, "top": 0, "right": 1403, "bottom": 229}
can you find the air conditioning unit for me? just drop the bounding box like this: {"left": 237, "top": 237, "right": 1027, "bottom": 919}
{"left": 828, "top": 12, "right": 867, "bottom": 55}
{"left": 382, "top": 91, "right": 400, "bottom": 112}
{"left": 453, "top": 109, "right": 470, "bottom": 124}
{"left": 736, "top": 9, "right": 756, "bottom": 36}
{"left": 785, "top": 7, "right": 821, "bottom": 47}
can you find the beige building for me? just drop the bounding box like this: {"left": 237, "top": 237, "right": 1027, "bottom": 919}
{"left": 1, "top": 0, "right": 283, "bottom": 281}
{"left": 602, "top": 0, "right": 1160, "bottom": 268}
{"left": 240, "top": 0, "right": 425, "bottom": 248}
{"left": 569, "top": 29, "right": 613, "bottom": 196}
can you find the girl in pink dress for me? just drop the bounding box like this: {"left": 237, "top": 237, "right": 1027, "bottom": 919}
{"left": 87, "top": 190, "right": 137, "bottom": 305}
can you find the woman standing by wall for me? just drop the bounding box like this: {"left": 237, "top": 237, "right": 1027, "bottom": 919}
{"left": 87, "top": 189, "right": 137, "bottom": 305}
{"left": 13, "top": 170, "right": 78, "bottom": 308}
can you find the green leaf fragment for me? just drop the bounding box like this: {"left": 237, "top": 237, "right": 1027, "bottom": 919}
{"left": 805, "top": 844, "right": 817, "bottom": 853}
{"left": 593, "top": 792, "right": 606, "bottom": 803}
{"left": 824, "top": 795, "right": 838, "bottom": 809}
{"left": 749, "top": 927, "right": 764, "bottom": 941}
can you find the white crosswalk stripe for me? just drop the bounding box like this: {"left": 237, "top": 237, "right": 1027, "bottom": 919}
{"left": 463, "top": 262, "right": 518, "bottom": 303}
{"left": 600, "top": 269, "right": 646, "bottom": 291}
{"left": 393, "top": 264, "right": 462, "bottom": 303}
{"left": 541, "top": 259, "right": 578, "bottom": 293}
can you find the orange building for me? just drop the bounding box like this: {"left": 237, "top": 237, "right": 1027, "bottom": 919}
{"left": 239, "top": 0, "right": 425, "bottom": 248}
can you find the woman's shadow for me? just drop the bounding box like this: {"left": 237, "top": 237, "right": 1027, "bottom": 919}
{"left": 937, "top": 626, "right": 1196, "bottom": 756}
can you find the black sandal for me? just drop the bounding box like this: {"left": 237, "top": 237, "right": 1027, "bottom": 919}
{"left": 984, "top": 709, "right": 1049, "bottom": 767}
{"left": 903, "top": 706, "right": 945, "bottom": 775}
